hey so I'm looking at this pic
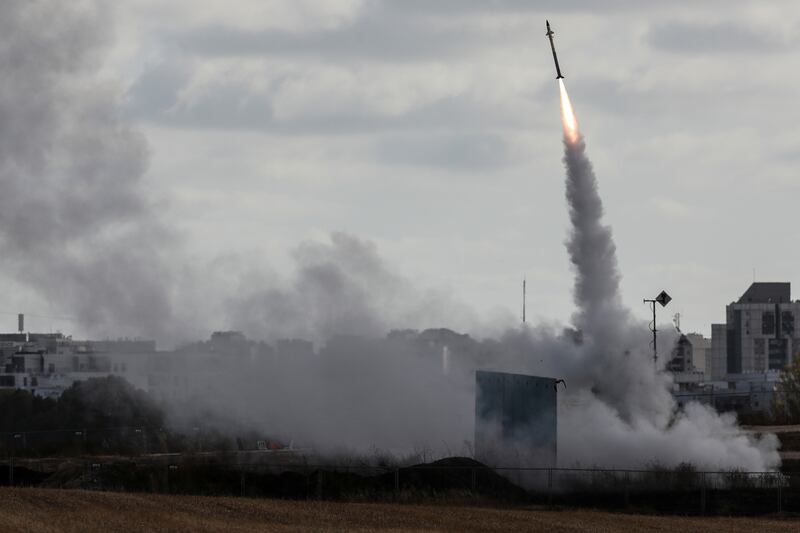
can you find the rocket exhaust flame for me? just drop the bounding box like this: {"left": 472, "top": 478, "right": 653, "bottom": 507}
{"left": 558, "top": 79, "right": 580, "bottom": 144}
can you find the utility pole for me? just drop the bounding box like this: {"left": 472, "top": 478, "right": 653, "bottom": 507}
{"left": 643, "top": 290, "right": 671, "bottom": 369}
{"left": 522, "top": 277, "right": 527, "bottom": 324}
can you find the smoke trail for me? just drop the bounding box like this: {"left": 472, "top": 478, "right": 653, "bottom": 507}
{"left": 561, "top": 81, "right": 625, "bottom": 339}
{"left": 551, "top": 80, "right": 779, "bottom": 469}
{"left": 557, "top": 80, "right": 667, "bottom": 421}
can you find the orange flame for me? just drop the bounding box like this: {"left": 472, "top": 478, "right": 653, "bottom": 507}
{"left": 558, "top": 79, "right": 580, "bottom": 144}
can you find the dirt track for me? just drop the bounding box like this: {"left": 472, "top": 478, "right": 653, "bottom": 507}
{"left": 0, "top": 487, "right": 798, "bottom": 532}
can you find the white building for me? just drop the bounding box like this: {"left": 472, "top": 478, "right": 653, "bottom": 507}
{"left": 0, "top": 332, "right": 155, "bottom": 397}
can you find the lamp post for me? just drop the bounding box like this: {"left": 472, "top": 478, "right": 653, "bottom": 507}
{"left": 643, "top": 290, "right": 672, "bottom": 369}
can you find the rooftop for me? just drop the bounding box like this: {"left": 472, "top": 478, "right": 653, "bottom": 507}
{"left": 737, "top": 282, "right": 791, "bottom": 304}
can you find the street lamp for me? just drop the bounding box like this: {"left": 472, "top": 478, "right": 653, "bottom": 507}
{"left": 643, "top": 290, "right": 672, "bottom": 369}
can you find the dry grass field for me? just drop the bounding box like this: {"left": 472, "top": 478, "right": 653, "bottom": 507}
{"left": 0, "top": 488, "right": 797, "bottom": 532}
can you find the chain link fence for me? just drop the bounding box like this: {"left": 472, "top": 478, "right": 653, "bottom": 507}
{"left": 0, "top": 426, "right": 796, "bottom": 515}
{"left": 3, "top": 456, "right": 797, "bottom": 516}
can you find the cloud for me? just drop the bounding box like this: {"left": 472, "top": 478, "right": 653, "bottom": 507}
{"left": 171, "top": 11, "right": 486, "bottom": 63}
{"left": 647, "top": 21, "right": 786, "bottom": 54}
{"left": 373, "top": 132, "right": 512, "bottom": 171}
{"left": 111, "top": 0, "right": 800, "bottom": 342}
{"left": 372, "top": 0, "right": 680, "bottom": 16}
{"left": 170, "top": 0, "right": 682, "bottom": 64}
{"left": 652, "top": 197, "right": 691, "bottom": 220}
{"left": 125, "top": 56, "right": 534, "bottom": 135}
{"left": 124, "top": 57, "right": 192, "bottom": 119}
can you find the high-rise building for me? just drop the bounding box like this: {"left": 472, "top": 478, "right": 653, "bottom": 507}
{"left": 712, "top": 282, "right": 800, "bottom": 378}
{"left": 708, "top": 323, "right": 728, "bottom": 380}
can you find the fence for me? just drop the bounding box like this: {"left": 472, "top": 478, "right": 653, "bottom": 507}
{"left": 2, "top": 456, "right": 797, "bottom": 516}
{"left": 0, "top": 425, "right": 242, "bottom": 457}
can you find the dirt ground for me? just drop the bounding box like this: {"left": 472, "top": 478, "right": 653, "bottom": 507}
{"left": 0, "top": 487, "right": 797, "bottom": 533}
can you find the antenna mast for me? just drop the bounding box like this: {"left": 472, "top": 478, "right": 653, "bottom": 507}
{"left": 522, "top": 277, "right": 527, "bottom": 324}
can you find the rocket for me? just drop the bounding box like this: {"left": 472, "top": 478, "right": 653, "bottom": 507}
{"left": 545, "top": 20, "right": 564, "bottom": 80}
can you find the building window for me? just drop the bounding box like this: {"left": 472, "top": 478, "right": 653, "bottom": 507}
{"left": 762, "top": 311, "right": 775, "bottom": 335}
{"left": 782, "top": 311, "right": 794, "bottom": 335}
{"left": 754, "top": 338, "right": 765, "bottom": 355}
{"left": 768, "top": 338, "right": 788, "bottom": 370}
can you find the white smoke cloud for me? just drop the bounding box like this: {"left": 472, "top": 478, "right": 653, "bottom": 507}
{"left": 560, "top": 397, "right": 779, "bottom": 469}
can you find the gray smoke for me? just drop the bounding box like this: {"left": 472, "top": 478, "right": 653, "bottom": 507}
{"left": 0, "top": 1, "right": 779, "bottom": 471}
{"left": 226, "top": 232, "right": 481, "bottom": 343}
{"left": 0, "top": 1, "right": 478, "bottom": 346}
{"left": 169, "top": 332, "right": 475, "bottom": 453}
{"left": 561, "top": 135, "right": 673, "bottom": 423}
{"left": 564, "top": 137, "right": 624, "bottom": 323}
{"left": 0, "top": 1, "right": 176, "bottom": 340}
{"left": 551, "top": 105, "right": 778, "bottom": 469}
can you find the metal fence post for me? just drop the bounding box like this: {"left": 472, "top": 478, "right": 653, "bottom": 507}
{"left": 304, "top": 464, "right": 309, "bottom": 500}
{"left": 777, "top": 478, "right": 782, "bottom": 514}
{"left": 700, "top": 472, "right": 706, "bottom": 515}
{"left": 624, "top": 471, "right": 630, "bottom": 508}
{"left": 547, "top": 468, "right": 553, "bottom": 506}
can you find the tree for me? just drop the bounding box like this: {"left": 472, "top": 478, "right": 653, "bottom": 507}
{"left": 772, "top": 357, "right": 800, "bottom": 424}
{"left": 0, "top": 376, "right": 166, "bottom": 455}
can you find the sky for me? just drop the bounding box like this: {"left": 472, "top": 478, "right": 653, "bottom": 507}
{"left": 7, "top": 0, "right": 800, "bottom": 340}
